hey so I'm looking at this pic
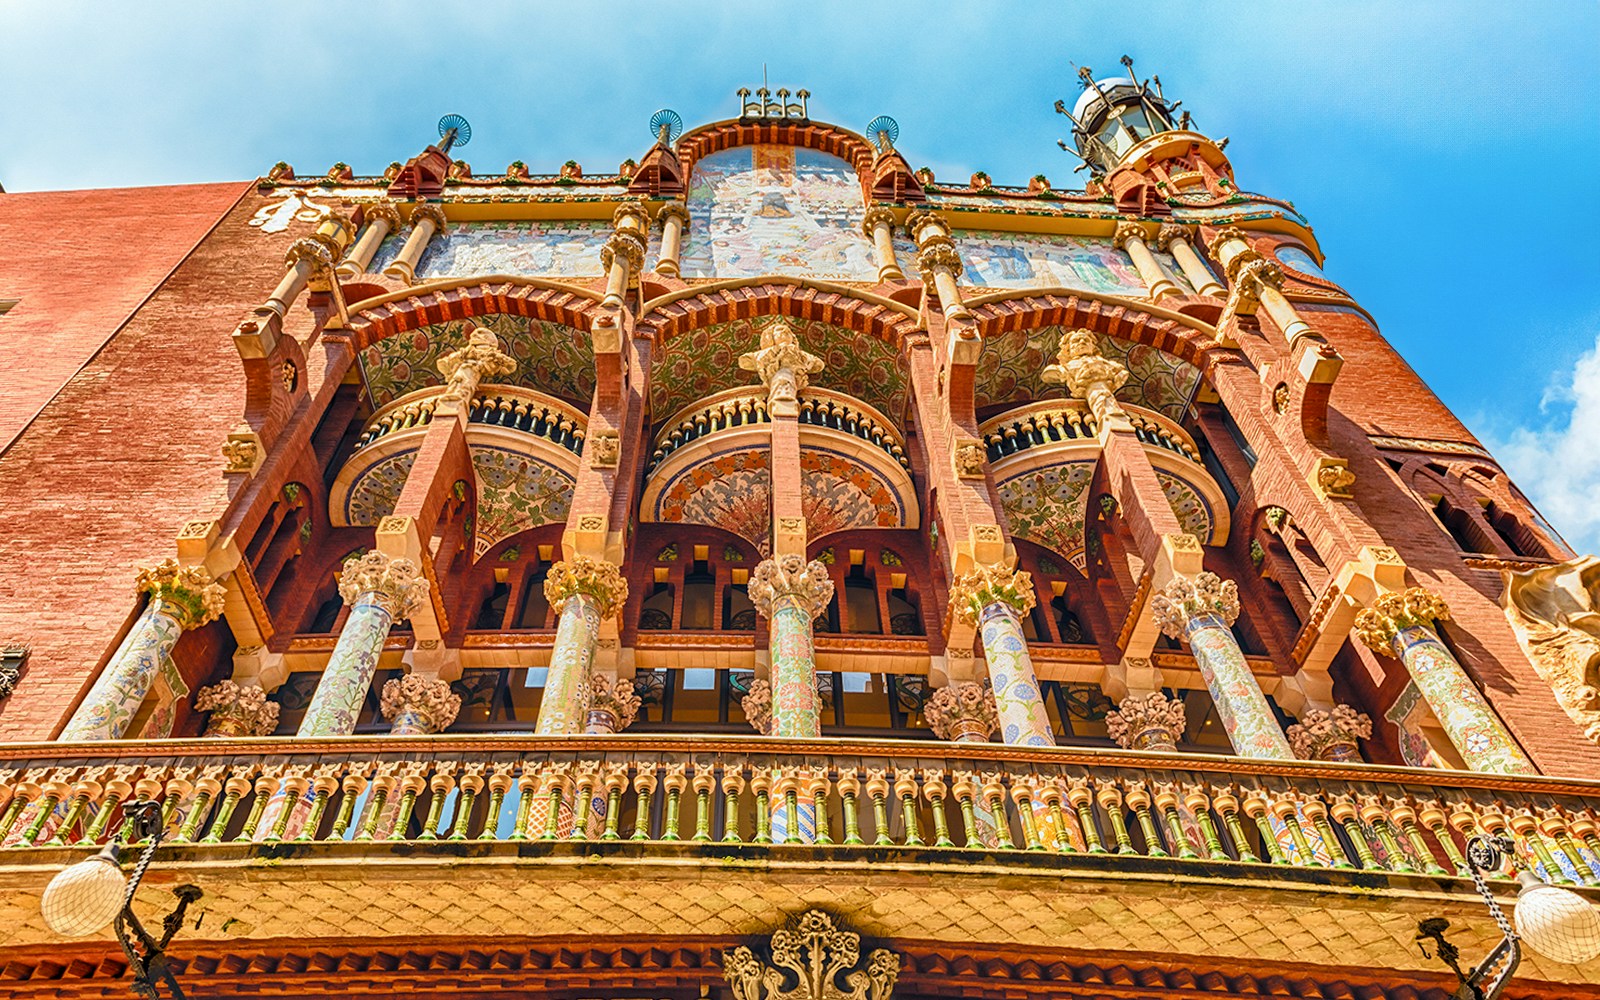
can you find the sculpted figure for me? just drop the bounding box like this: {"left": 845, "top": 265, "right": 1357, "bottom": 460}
{"left": 1502, "top": 556, "right": 1600, "bottom": 743}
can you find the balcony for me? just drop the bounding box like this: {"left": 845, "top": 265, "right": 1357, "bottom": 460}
{"left": 2, "top": 737, "right": 1599, "bottom": 991}
{"left": 352, "top": 383, "right": 587, "bottom": 458}
{"left": 648, "top": 386, "right": 909, "bottom": 474}
{"left": 980, "top": 398, "right": 1201, "bottom": 466}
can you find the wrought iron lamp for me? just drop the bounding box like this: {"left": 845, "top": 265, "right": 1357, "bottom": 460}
{"left": 1416, "top": 835, "right": 1600, "bottom": 999}
{"left": 40, "top": 800, "right": 203, "bottom": 999}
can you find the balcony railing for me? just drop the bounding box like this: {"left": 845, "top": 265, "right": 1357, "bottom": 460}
{"left": 648, "top": 387, "right": 909, "bottom": 473}
{"left": 981, "top": 399, "right": 1201, "bottom": 465}
{"left": 353, "top": 384, "right": 587, "bottom": 457}
{"left": 3, "top": 737, "right": 1597, "bottom": 890}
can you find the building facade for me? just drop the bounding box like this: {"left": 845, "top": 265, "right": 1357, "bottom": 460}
{"left": 1, "top": 70, "right": 1599, "bottom": 998}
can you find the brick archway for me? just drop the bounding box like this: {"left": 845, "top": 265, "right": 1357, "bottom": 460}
{"left": 346, "top": 278, "right": 605, "bottom": 354}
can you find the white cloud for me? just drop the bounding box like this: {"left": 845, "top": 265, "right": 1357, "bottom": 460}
{"left": 1484, "top": 326, "right": 1600, "bottom": 555}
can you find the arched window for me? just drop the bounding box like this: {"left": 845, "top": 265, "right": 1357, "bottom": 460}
{"left": 639, "top": 582, "right": 674, "bottom": 630}
{"left": 843, "top": 567, "right": 882, "bottom": 634}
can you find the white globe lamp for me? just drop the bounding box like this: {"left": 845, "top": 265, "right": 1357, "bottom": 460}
{"left": 1514, "top": 871, "right": 1600, "bottom": 966}
{"left": 40, "top": 846, "right": 127, "bottom": 938}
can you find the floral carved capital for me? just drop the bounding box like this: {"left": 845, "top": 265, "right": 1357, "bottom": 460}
{"left": 1286, "top": 704, "right": 1372, "bottom": 761}
{"left": 437, "top": 327, "right": 517, "bottom": 403}
{"left": 1154, "top": 223, "right": 1191, "bottom": 251}
{"left": 599, "top": 231, "right": 647, "bottom": 272}
{"left": 723, "top": 909, "right": 900, "bottom": 1000}
{"left": 860, "top": 206, "right": 897, "bottom": 237}
{"left": 914, "top": 241, "right": 963, "bottom": 283}
{"left": 656, "top": 201, "right": 692, "bottom": 227}
{"left": 136, "top": 558, "right": 227, "bottom": 630}
{"left": 924, "top": 682, "right": 999, "bottom": 742}
{"left": 1205, "top": 225, "right": 1251, "bottom": 260}
{"left": 1106, "top": 691, "right": 1188, "bottom": 750}
{"left": 361, "top": 199, "right": 402, "bottom": 231}
{"left": 338, "top": 551, "right": 430, "bottom": 620}
{"left": 283, "top": 237, "right": 333, "bottom": 272}
{"left": 380, "top": 674, "right": 461, "bottom": 735}
{"left": 543, "top": 555, "right": 629, "bottom": 618}
{"left": 195, "top": 680, "right": 280, "bottom": 737}
{"left": 1149, "top": 571, "right": 1240, "bottom": 638}
{"left": 586, "top": 673, "right": 642, "bottom": 732}
{"left": 410, "top": 203, "right": 448, "bottom": 232}
{"left": 1353, "top": 587, "right": 1450, "bottom": 652}
{"left": 1112, "top": 221, "right": 1150, "bottom": 250}
{"left": 949, "top": 564, "right": 1035, "bottom": 629}
{"left": 750, "top": 555, "right": 834, "bottom": 620}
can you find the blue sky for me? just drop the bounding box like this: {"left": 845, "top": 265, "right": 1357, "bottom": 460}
{"left": 3, "top": 1, "right": 1598, "bottom": 548}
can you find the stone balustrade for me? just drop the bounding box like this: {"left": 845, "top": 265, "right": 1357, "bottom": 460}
{"left": 648, "top": 386, "right": 909, "bottom": 473}
{"left": 3, "top": 736, "right": 1598, "bottom": 889}
{"left": 980, "top": 398, "right": 1201, "bottom": 465}
{"left": 353, "top": 384, "right": 587, "bottom": 457}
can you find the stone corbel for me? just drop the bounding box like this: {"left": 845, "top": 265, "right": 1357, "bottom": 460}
{"left": 1101, "top": 655, "right": 1166, "bottom": 703}
{"left": 375, "top": 515, "right": 449, "bottom": 642}
{"left": 953, "top": 438, "right": 986, "bottom": 480}
{"left": 563, "top": 513, "right": 612, "bottom": 563}
{"left": 774, "top": 515, "right": 807, "bottom": 560}
{"left": 176, "top": 518, "right": 277, "bottom": 662}
{"left": 1291, "top": 545, "right": 1407, "bottom": 681}
{"left": 1310, "top": 457, "right": 1357, "bottom": 500}
{"left": 222, "top": 425, "right": 265, "bottom": 476}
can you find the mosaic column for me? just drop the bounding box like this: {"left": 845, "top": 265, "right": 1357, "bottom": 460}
{"left": 1106, "top": 691, "right": 1188, "bottom": 752}
{"left": 585, "top": 674, "right": 642, "bottom": 734}
{"left": 924, "top": 681, "right": 999, "bottom": 743}
{"left": 1150, "top": 572, "right": 1295, "bottom": 759}
{"left": 949, "top": 565, "right": 1055, "bottom": 746}
{"left": 1354, "top": 588, "right": 1538, "bottom": 775}
{"left": 750, "top": 555, "right": 835, "bottom": 738}
{"left": 297, "top": 552, "right": 429, "bottom": 737}
{"left": 380, "top": 674, "right": 461, "bottom": 735}
{"left": 1286, "top": 704, "right": 1372, "bottom": 762}
{"left": 60, "top": 560, "right": 226, "bottom": 741}
{"left": 535, "top": 556, "right": 629, "bottom": 735}
{"left": 194, "top": 679, "right": 280, "bottom": 737}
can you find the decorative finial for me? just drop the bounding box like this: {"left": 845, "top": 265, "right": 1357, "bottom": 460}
{"left": 648, "top": 108, "right": 684, "bottom": 146}
{"left": 866, "top": 115, "right": 899, "bottom": 154}
{"left": 437, "top": 114, "right": 472, "bottom": 155}
{"left": 739, "top": 82, "right": 810, "bottom": 121}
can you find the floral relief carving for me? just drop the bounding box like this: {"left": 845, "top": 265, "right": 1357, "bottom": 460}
{"left": 1353, "top": 588, "right": 1451, "bottom": 653}
{"left": 543, "top": 556, "right": 629, "bottom": 619}
{"left": 137, "top": 559, "right": 227, "bottom": 630}
{"left": 1286, "top": 704, "right": 1372, "bottom": 761}
{"left": 338, "top": 551, "right": 430, "bottom": 621}
{"left": 750, "top": 555, "right": 834, "bottom": 621}
{"left": 948, "top": 564, "right": 1035, "bottom": 628}
{"left": 723, "top": 910, "right": 899, "bottom": 1000}
{"left": 1106, "top": 691, "right": 1188, "bottom": 751}
{"left": 586, "top": 673, "right": 643, "bottom": 733}
{"left": 924, "top": 682, "right": 999, "bottom": 742}
{"left": 380, "top": 674, "right": 462, "bottom": 735}
{"left": 437, "top": 327, "right": 517, "bottom": 404}
{"left": 1149, "top": 572, "right": 1240, "bottom": 638}
{"left": 195, "top": 680, "right": 280, "bottom": 738}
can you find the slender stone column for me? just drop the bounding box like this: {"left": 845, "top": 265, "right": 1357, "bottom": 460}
{"left": 1114, "top": 222, "right": 1179, "bottom": 301}
{"left": 536, "top": 556, "right": 629, "bottom": 735}
{"left": 949, "top": 565, "right": 1055, "bottom": 746}
{"left": 297, "top": 552, "right": 429, "bottom": 737}
{"left": 1286, "top": 703, "right": 1372, "bottom": 762}
{"left": 60, "top": 560, "right": 226, "bottom": 741}
{"left": 265, "top": 239, "right": 333, "bottom": 316}
{"left": 1150, "top": 572, "right": 1295, "bottom": 759}
{"left": 599, "top": 204, "right": 650, "bottom": 307}
{"left": 924, "top": 681, "right": 999, "bottom": 743}
{"left": 906, "top": 210, "right": 970, "bottom": 321}
{"left": 1107, "top": 691, "right": 1188, "bottom": 751}
{"left": 1207, "top": 226, "right": 1317, "bottom": 345}
{"left": 1155, "top": 224, "right": 1224, "bottom": 296}
{"left": 336, "top": 200, "right": 402, "bottom": 278}
{"left": 1354, "top": 588, "right": 1537, "bottom": 775}
{"left": 750, "top": 555, "right": 835, "bottom": 738}
{"left": 380, "top": 673, "right": 461, "bottom": 735}
{"left": 861, "top": 206, "right": 904, "bottom": 281}
{"left": 654, "top": 202, "right": 691, "bottom": 277}
{"left": 382, "top": 204, "right": 448, "bottom": 284}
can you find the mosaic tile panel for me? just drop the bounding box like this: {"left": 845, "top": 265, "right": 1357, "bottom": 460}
{"left": 359, "top": 313, "right": 595, "bottom": 408}
{"left": 974, "top": 326, "right": 1199, "bottom": 420}
{"left": 1275, "top": 244, "right": 1327, "bottom": 279}
{"left": 996, "top": 462, "right": 1096, "bottom": 571}
{"left": 650, "top": 318, "right": 908, "bottom": 426}
{"left": 472, "top": 447, "right": 576, "bottom": 557}
{"left": 952, "top": 230, "right": 1144, "bottom": 293}
{"left": 414, "top": 221, "right": 611, "bottom": 280}
{"left": 802, "top": 449, "right": 906, "bottom": 534}
{"left": 679, "top": 145, "right": 876, "bottom": 280}
{"left": 1155, "top": 470, "right": 1214, "bottom": 542}
{"left": 343, "top": 449, "right": 418, "bottom": 525}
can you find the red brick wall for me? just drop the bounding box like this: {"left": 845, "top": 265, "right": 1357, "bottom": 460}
{"left": 0, "top": 183, "right": 249, "bottom": 452}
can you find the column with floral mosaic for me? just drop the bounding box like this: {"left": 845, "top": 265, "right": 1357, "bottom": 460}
{"left": 1150, "top": 572, "right": 1294, "bottom": 759}
{"left": 381, "top": 673, "right": 462, "bottom": 735}
{"left": 535, "top": 556, "right": 628, "bottom": 735}
{"left": 297, "top": 552, "right": 430, "bottom": 737}
{"left": 750, "top": 554, "right": 835, "bottom": 738}
{"left": 949, "top": 565, "right": 1055, "bottom": 746}
{"left": 60, "top": 560, "right": 226, "bottom": 741}
{"left": 1354, "top": 588, "right": 1537, "bottom": 775}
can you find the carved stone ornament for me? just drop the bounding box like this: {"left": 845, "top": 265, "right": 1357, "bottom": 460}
{"left": 1149, "top": 571, "right": 1241, "bottom": 639}
{"left": 1502, "top": 557, "right": 1600, "bottom": 744}
{"left": 591, "top": 433, "right": 621, "bottom": 468}
{"left": 611, "top": 202, "right": 652, "bottom": 233}
{"left": 599, "top": 231, "right": 647, "bottom": 272}
{"left": 221, "top": 437, "right": 260, "bottom": 473}
{"left": 741, "top": 678, "right": 774, "bottom": 735}
{"left": 656, "top": 201, "right": 692, "bottom": 227}
{"left": 1106, "top": 691, "right": 1188, "bottom": 751}
{"left": 903, "top": 209, "right": 949, "bottom": 242}
{"left": 437, "top": 327, "right": 517, "bottom": 404}
{"left": 1041, "top": 328, "right": 1128, "bottom": 420}
{"left": 740, "top": 320, "right": 826, "bottom": 411}
{"left": 1285, "top": 704, "right": 1372, "bottom": 761}
{"left": 948, "top": 564, "right": 1036, "bottom": 629}
{"left": 543, "top": 555, "right": 630, "bottom": 619}
{"left": 953, "top": 441, "right": 986, "bottom": 479}
{"left": 1352, "top": 587, "right": 1451, "bottom": 653}
{"left": 0, "top": 644, "right": 27, "bottom": 700}
{"left": 361, "top": 199, "right": 403, "bottom": 231}
{"left": 1224, "top": 248, "right": 1284, "bottom": 290}
{"left": 1205, "top": 226, "right": 1251, "bottom": 260}
{"left": 1112, "top": 221, "right": 1150, "bottom": 250}
{"left": 586, "top": 673, "right": 643, "bottom": 732}
{"left": 136, "top": 558, "right": 227, "bottom": 630}
{"left": 283, "top": 237, "right": 334, "bottom": 272}
{"left": 1154, "top": 223, "right": 1191, "bottom": 251}
{"left": 913, "top": 241, "right": 963, "bottom": 283}
{"left": 1315, "top": 461, "right": 1357, "bottom": 499}
{"left": 923, "top": 681, "right": 999, "bottom": 742}
{"left": 723, "top": 910, "right": 900, "bottom": 1000}
{"left": 380, "top": 674, "right": 462, "bottom": 735}
{"left": 859, "top": 206, "right": 897, "bottom": 238}
{"left": 194, "top": 680, "right": 280, "bottom": 738}
{"left": 337, "top": 551, "right": 431, "bottom": 621}
{"left": 410, "top": 203, "right": 449, "bottom": 232}
{"left": 749, "top": 555, "right": 835, "bottom": 620}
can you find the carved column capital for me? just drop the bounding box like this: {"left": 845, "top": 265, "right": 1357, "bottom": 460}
{"left": 361, "top": 199, "right": 402, "bottom": 231}
{"left": 860, "top": 205, "right": 897, "bottom": 237}
{"left": 1353, "top": 587, "right": 1451, "bottom": 652}
{"left": 924, "top": 681, "right": 999, "bottom": 742}
{"left": 611, "top": 202, "right": 652, "bottom": 233}
{"left": 1286, "top": 704, "right": 1372, "bottom": 761}
{"left": 1112, "top": 221, "right": 1151, "bottom": 249}
{"left": 1154, "top": 223, "right": 1191, "bottom": 251}
{"left": 724, "top": 910, "right": 900, "bottom": 1000}
{"left": 380, "top": 674, "right": 461, "bottom": 734}
{"left": 436, "top": 326, "right": 517, "bottom": 403}
{"left": 904, "top": 208, "right": 950, "bottom": 243}
{"left": 543, "top": 555, "right": 629, "bottom": 618}
{"left": 655, "top": 200, "right": 692, "bottom": 227}
{"left": 337, "top": 551, "right": 430, "bottom": 620}
{"left": 283, "top": 237, "right": 333, "bottom": 272}
{"left": 914, "top": 241, "right": 963, "bottom": 283}
{"left": 410, "top": 203, "right": 449, "bottom": 232}
{"left": 195, "top": 680, "right": 280, "bottom": 737}
{"left": 586, "top": 673, "right": 642, "bottom": 732}
{"left": 135, "top": 558, "right": 226, "bottom": 629}
{"left": 1106, "top": 691, "right": 1188, "bottom": 750}
{"left": 750, "top": 555, "right": 834, "bottom": 620}
{"left": 1225, "top": 250, "right": 1284, "bottom": 290}
{"left": 599, "top": 231, "right": 647, "bottom": 272}
{"left": 1150, "top": 571, "right": 1241, "bottom": 638}
{"left": 1206, "top": 225, "right": 1250, "bottom": 259}
{"left": 949, "top": 564, "right": 1036, "bottom": 628}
